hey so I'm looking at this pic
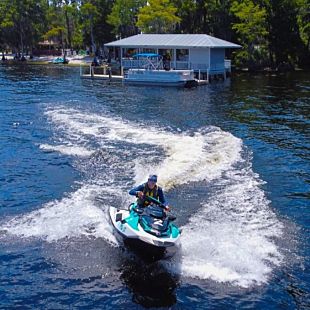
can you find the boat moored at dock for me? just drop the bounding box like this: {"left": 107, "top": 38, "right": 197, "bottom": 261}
{"left": 124, "top": 68, "right": 197, "bottom": 87}
{"left": 123, "top": 53, "right": 197, "bottom": 87}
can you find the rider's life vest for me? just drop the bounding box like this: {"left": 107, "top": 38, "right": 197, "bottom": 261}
{"left": 138, "top": 183, "right": 159, "bottom": 207}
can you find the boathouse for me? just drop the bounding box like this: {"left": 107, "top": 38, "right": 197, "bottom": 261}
{"left": 105, "top": 34, "right": 241, "bottom": 78}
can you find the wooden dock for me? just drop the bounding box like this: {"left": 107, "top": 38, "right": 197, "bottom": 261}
{"left": 197, "top": 79, "right": 208, "bottom": 85}
{"left": 80, "top": 73, "right": 124, "bottom": 81}
{"left": 80, "top": 65, "right": 210, "bottom": 85}
{"left": 80, "top": 65, "right": 124, "bottom": 81}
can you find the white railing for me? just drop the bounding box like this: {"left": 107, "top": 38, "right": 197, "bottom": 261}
{"left": 122, "top": 59, "right": 188, "bottom": 70}
{"left": 190, "top": 63, "right": 209, "bottom": 71}
{"left": 122, "top": 59, "right": 161, "bottom": 69}
{"left": 225, "top": 59, "right": 231, "bottom": 72}
{"left": 122, "top": 58, "right": 232, "bottom": 73}
{"left": 175, "top": 61, "right": 189, "bottom": 69}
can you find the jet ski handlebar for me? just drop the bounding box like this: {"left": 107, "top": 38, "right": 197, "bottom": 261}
{"left": 145, "top": 195, "right": 168, "bottom": 210}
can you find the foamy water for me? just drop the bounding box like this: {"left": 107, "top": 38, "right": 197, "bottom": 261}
{"left": 2, "top": 185, "right": 118, "bottom": 244}
{"left": 178, "top": 167, "right": 283, "bottom": 287}
{"left": 40, "top": 144, "right": 94, "bottom": 157}
{"left": 43, "top": 107, "right": 242, "bottom": 188}
{"left": 2, "top": 106, "right": 283, "bottom": 287}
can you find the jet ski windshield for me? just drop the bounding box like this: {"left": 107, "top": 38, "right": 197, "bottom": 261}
{"left": 139, "top": 205, "right": 170, "bottom": 236}
{"left": 143, "top": 204, "right": 165, "bottom": 219}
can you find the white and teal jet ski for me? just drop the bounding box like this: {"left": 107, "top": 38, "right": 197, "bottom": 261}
{"left": 109, "top": 196, "right": 180, "bottom": 259}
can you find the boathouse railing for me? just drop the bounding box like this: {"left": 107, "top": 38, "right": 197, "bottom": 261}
{"left": 122, "top": 59, "right": 189, "bottom": 70}
{"left": 175, "top": 61, "right": 189, "bottom": 69}
{"left": 122, "top": 59, "right": 162, "bottom": 69}
{"left": 121, "top": 58, "right": 231, "bottom": 73}
{"left": 225, "top": 59, "right": 231, "bottom": 72}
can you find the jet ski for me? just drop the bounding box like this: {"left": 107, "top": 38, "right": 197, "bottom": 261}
{"left": 51, "top": 57, "right": 69, "bottom": 64}
{"left": 109, "top": 196, "right": 180, "bottom": 259}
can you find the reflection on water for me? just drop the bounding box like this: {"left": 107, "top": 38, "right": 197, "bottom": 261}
{"left": 120, "top": 258, "right": 179, "bottom": 308}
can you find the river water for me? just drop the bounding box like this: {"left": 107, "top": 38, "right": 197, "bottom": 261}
{"left": 0, "top": 65, "right": 309, "bottom": 309}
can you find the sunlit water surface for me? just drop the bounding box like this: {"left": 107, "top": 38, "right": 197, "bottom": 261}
{"left": 0, "top": 65, "right": 309, "bottom": 309}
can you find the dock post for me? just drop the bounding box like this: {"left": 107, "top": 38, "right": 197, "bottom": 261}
{"left": 198, "top": 69, "right": 201, "bottom": 81}
{"left": 108, "top": 67, "right": 112, "bottom": 81}
{"left": 90, "top": 64, "right": 94, "bottom": 77}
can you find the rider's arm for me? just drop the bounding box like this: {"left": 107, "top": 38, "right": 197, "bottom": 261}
{"left": 158, "top": 187, "right": 166, "bottom": 205}
{"left": 129, "top": 184, "right": 144, "bottom": 197}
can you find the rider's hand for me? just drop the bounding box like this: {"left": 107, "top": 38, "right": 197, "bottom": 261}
{"left": 137, "top": 191, "right": 144, "bottom": 199}
{"left": 165, "top": 205, "right": 171, "bottom": 212}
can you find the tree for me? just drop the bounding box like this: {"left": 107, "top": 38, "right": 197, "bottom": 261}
{"left": 0, "top": 0, "right": 308, "bottom": 69}
{"left": 171, "top": 0, "right": 193, "bottom": 33}
{"left": 80, "top": 1, "right": 99, "bottom": 54}
{"left": 0, "top": 0, "right": 48, "bottom": 57}
{"left": 265, "top": 0, "right": 305, "bottom": 67}
{"left": 0, "top": 4, "right": 8, "bottom": 58}
{"left": 136, "top": 0, "right": 181, "bottom": 34}
{"left": 231, "top": 0, "right": 268, "bottom": 69}
{"left": 44, "top": 1, "right": 66, "bottom": 54}
{"left": 91, "top": 0, "right": 115, "bottom": 46}
{"left": 296, "top": 0, "right": 310, "bottom": 67}
{"left": 63, "top": 1, "right": 78, "bottom": 49}
{"left": 207, "top": 0, "right": 234, "bottom": 41}
{"left": 45, "top": 1, "right": 83, "bottom": 51}
{"left": 107, "top": 0, "right": 145, "bottom": 38}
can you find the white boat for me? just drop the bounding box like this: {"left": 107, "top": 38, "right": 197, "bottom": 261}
{"left": 124, "top": 68, "right": 197, "bottom": 87}
{"left": 124, "top": 53, "right": 197, "bottom": 87}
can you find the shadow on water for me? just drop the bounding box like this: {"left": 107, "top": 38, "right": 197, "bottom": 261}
{"left": 120, "top": 256, "right": 179, "bottom": 308}
{"left": 123, "top": 238, "right": 179, "bottom": 263}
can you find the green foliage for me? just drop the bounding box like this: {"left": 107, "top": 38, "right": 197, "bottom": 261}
{"left": 44, "top": 1, "right": 67, "bottom": 50}
{"left": 297, "top": 0, "right": 310, "bottom": 49}
{"left": 0, "top": 0, "right": 308, "bottom": 68}
{"left": 171, "top": 0, "right": 197, "bottom": 33}
{"left": 172, "top": 0, "right": 233, "bottom": 40}
{"left": 72, "top": 25, "right": 83, "bottom": 48}
{"left": 0, "top": 0, "right": 48, "bottom": 53}
{"left": 136, "top": 0, "right": 181, "bottom": 33}
{"left": 92, "top": 0, "right": 115, "bottom": 44}
{"left": 107, "top": 0, "right": 145, "bottom": 37}
{"left": 266, "top": 0, "right": 305, "bottom": 66}
{"left": 44, "top": 26, "right": 65, "bottom": 40}
{"left": 80, "top": 2, "right": 99, "bottom": 52}
{"left": 231, "top": 0, "right": 268, "bottom": 69}
{"left": 80, "top": 2, "right": 98, "bottom": 17}
{"left": 231, "top": 1, "right": 268, "bottom": 42}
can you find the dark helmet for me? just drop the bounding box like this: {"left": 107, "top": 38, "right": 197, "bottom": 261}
{"left": 148, "top": 174, "right": 157, "bottom": 182}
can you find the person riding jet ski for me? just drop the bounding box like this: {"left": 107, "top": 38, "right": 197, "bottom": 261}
{"left": 129, "top": 174, "right": 170, "bottom": 212}
{"left": 109, "top": 174, "right": 179, "bottom": 258}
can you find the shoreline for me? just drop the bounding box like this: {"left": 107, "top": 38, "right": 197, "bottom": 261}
{"left": 1, "top": 56, "right": 308, "bottom": 73}
{"left": 0, "top": 54, "right": 93, "bottom": 67}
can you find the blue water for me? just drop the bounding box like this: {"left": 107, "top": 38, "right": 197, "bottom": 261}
{"left": 0, "top": 65, "right": 309, "bottom": 309}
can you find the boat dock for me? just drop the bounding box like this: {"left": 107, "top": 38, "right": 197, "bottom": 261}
{"left": 82, "top": 33, "right": 237, "bottom": 87}
{"left": 80, "top": 65, "right": 124, "bottom": 81}
{"left": 80, "top": 65, "right": 211, "bottom": 86}
{"left": 81, "top": 73, "right": 124, "bottom": 81}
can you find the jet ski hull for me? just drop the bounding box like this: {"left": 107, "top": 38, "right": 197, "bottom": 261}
{"left": 109, "top": 205, "right": 180, "bottom": 259}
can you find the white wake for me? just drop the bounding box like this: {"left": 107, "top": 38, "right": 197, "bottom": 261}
{"left": 2, "top": 106, "right": 283, "bottom": 287}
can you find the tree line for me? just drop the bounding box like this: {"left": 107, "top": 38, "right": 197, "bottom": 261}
{"left": 0, "top": 0, "right": 309, "bottom": 70}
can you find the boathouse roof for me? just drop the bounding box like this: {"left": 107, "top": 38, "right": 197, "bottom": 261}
{"left": 105, "top": 34, "right": 241, "bottom": 49}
